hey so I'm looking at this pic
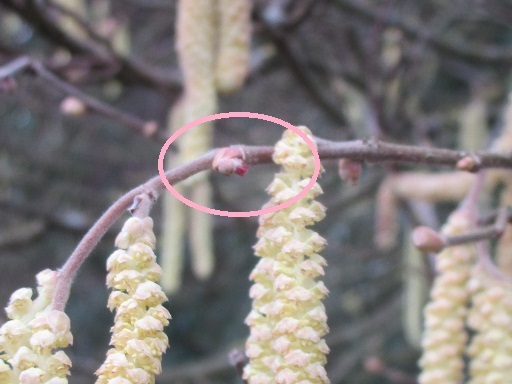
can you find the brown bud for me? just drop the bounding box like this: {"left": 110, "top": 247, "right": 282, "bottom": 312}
{"left": 412, "top": 226, "right": 445, "bottom": 253}
{"left": 456, "top": 156, "right": 479, "bottom": 172}
{"left": 60, "top": 97, "right": 87, "bottom": 116}
{"left": 338, "top": 158, "right": 362, "bottom": 186}
{"left": 143, "top": 121, "right": 158, "bottom": 137}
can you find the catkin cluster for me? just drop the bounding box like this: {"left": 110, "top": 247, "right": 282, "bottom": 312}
{"left": 244, "top": 126, "right": 330, "bottom": 384}
{"left": 95, "top": 217, "right": 171, "bottom": 384}
{"left": 467, "top": 266, "right": 512, "bottom": 383}
{"left": 161, "top": 0, "right": 252, "bottom": 293}
{"left": 0, "top": 269, "right": 73, "bottom": 384}
{"left": 418, "top": 210, "right": 476, "bottom": 384}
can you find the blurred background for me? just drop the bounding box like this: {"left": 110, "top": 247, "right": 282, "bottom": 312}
{"left": 1, "top": 1, "right": 512, "bottom": 383}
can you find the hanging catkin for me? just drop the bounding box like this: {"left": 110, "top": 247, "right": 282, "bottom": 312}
{"left": 161, "top": 0, "right": 251, "bottom": 292}
{"left": 214, "top": 0, "right": 251, "bottom": 94}
{"left": 244, "top": 126, "right": 330, "bottom": 384}
{"left": 467, "top": 265, "right": 512, "bottom": 383}
{"left": 160, "top": 0, "right": 217, "bottom": 292}
{"left": 418, "top": 209, "right": 476, "bottom": 384}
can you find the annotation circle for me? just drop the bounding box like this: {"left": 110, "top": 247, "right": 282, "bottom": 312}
{"left": 157, "top": 112, "right": 321, "bottom": 218}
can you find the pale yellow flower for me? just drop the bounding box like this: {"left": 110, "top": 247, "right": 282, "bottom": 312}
{"left": 467, "top": 266, "right": 512, "bottom": 383}
{"left": 96, "top": 217, "right": 171, "bottom": 384}
{"left": 244, "top": 127, "right": 330, "bottom": 384}
{"left": 418, "top": 210, "right": 476, "bottom": 384}
{"left": 0, "top": 270, "right": 73, "bottom": 383}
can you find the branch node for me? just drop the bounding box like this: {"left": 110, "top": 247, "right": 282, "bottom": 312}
{"left": 129, "top": 187, "right": 158, "bottom": 218}
{"left": 456, "top": 154, "right": 482, "bottom": 172}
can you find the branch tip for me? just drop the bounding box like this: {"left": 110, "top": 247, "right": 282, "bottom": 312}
{"left": 412, "top": 226, "right": 445, "bottom": 253}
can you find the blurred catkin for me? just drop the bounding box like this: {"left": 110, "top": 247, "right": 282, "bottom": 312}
{"left": 492, "top": 96, "right": 512, "bottom": 275}
{"left": 214, "top": 0, "right": 251, "bottom": 94}
{"left": 418, "top": 209, "right": 476, "bottom": 384}
{"left": 0, "top": 270, "right": 73, "bottom": 383}
{"left": 161, "top": 0, "right": 217, "bottom": 293}
{"left": 244, "top": 127, "right": 330, "bottom": 384}
{"left": 161, "top": 0, "right": 251, "bottom": 293}
{"left": 467, "top": 266, "right": 512, "bottom": 383}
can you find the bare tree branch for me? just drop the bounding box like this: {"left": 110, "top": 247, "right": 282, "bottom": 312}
{"left": 0, "top": 57, "right": 172, "bottom": 146}
{"left": 0, "top": 0, "right": 181, "bottom": 89}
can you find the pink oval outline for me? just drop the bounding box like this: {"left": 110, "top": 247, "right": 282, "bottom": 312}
{"left": 158, "top": 112, "right": 321, "bottom": 218}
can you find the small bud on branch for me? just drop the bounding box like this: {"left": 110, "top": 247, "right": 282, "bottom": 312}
{"left": 338, "top": 158, "right": 362, "bottom": 186}
{"left": 212, "top": 147, "right": 249, "bottom": 176}
{"left": 412, "top": 227, "right": 444, "bottom": 253}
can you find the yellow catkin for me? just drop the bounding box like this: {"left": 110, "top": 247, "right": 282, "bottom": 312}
{"left": 492, "top": 96, "right": 512, "bottom": 275}
{"left": 160, "top": 0, "right": 217, "bottom": 292}
{"left": 161, "top": 100, "right": 187, "bottom": 293}
{"left": 214, "top": 0, "right": 251, "bottom": 94}
{"left": 176, "top": 0, "right": 217, "bottom": 129}
{"left": 418, "top": 209, "right": 476, "bottom": 384}
{"left": 0, "top": 270, "right": 73, "bottom": 384}
{"left": 374, "top": 176, "right": 399, "bottom": 250}
{"left": 467, "top": 266, "right": 512, "bottom": 384}
{"left": 95, "top": 217, "right": 171, "bottom": 383}
{"left": 244, "top": 126, "right": 330, "bottom": 384}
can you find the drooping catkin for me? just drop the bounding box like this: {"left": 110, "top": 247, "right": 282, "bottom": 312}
{"left": 244, "top": 126, "right": 330, "bottom": 384}
{"left": 467, "top": 266, "right": 512, "bottom": 384}
{"left": 95, "top": 216, "right": 171, "bottom": 383}
{"left": 214, "top": 0, "right": 251, "bottom": 94}
{"left": 418, "top": 209, "right": 476, "bottom": 384}
{"left": 0, "top": 270, "right": 73, "bottom": 384}
{"left": 160, "top": 0, "right": 217, "bottom": 292}
{"left": 492, "top": 96, "right": 512, "bottom": 275}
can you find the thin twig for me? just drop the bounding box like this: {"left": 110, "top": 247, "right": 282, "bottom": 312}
{"left": 333, "top": 0, "right": 512, "bottom": 66}
{"left": 0, "top": 57, "right": 171, "bottom": 146}
{"left": 51, "top": 150, "right": 218, "bottom": 311}
{"left": 0, "top": 0, "right": 181, "bottom": 89}
{"left": 259, "top": 22, "right": 353, "bottom": 134}
{"left": 414, "top": 207, "right": 510, "bottom": 252}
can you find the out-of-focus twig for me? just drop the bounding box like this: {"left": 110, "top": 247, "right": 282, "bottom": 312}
{"left": 0, "top": 57, "right": 171, "bottom": 146}
{"left": 333, "top": 0, "right": 512, "bottom": 66}
{"left": 0, "top": 0, "right": 181, "bottom": 89}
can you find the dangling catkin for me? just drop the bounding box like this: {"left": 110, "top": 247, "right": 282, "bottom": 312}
{"left": 244, "top": 126, "right": 330, "bottom": 384}
{"left": 418, "top": 209, "right": 476, "bottom": 384}
{"left": 467, "top": 265, "right": 512, "bottom": 383}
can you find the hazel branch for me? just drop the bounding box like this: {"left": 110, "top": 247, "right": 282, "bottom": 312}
{"left": 413, "top": 207, "right": 510, "bottom": 253}
{"left": 52, "top": 139, "right": 512, "bottom": 311}
{"left": 51, "top": 150, "right": 217, "bottom": 311}
{"left": 0, "top": 57, "right": 171, "bottom": 145}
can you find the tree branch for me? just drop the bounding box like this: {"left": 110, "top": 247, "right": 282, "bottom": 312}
{"left": 0, "top": 0, "right": 181, "bottom": 89}
{"left": 51, "top": 138, "right": 512, "bottom": 310}
{"left": 0, "top": 57, "right": 171, "bottom": 146}
{"left": 332, "top": 0, "right": 512, "bottom": 66}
